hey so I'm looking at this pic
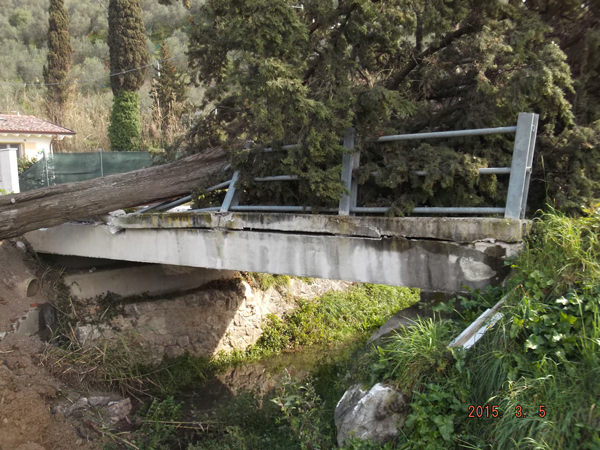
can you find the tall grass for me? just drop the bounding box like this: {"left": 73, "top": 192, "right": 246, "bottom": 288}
{"left": 373, "top": 318, "right": 455, "bottom": 392}
{"left": 475, "top": 206, "right": 600, "bottom": 448}
{"left": 510, "top": 205, "right": 600, "bottom": 293}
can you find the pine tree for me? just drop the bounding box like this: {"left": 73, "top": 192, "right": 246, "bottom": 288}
{"left": 107, "top": 0, "right": 149, "bottom": 150}
{"left": 43, "top": 0, "right": 72, "bottom": 127}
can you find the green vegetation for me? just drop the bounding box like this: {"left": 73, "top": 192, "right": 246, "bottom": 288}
{"left": 82, "top": 283, "right": 414, "bottom": 449}
{"left": 0, "top": 0, "right": 196, "bottom": 151}
{"left": 1, "top": 1, "right": 598, "bottom": 212}
{"left": 373, "top": 318, "right": 455, "bottom": 393}
{"left": 253, "top": 284, "right": 418, "bottom": 355}
{"left": 109, "top": 91, "right": 143, "bottom": 151}
{"left": 243, "top": 272, "right": 292, "bottom": 292}
{"left": 17, "top": 155, "right": 36, "bottom": 173}
{"left": 362, "top": 206, "right": 600, "bottom": 449}
{"left": 149, "top": 42, "right": 189, "bottom": 147}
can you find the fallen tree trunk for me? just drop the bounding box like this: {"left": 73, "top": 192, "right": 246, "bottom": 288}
{"left": 0, "top": 148, "right": 228, "bottom": 240}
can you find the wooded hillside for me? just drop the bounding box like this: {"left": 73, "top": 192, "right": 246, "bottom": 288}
{"left": 0, "top": 0, "right": 200, "bottom": 151}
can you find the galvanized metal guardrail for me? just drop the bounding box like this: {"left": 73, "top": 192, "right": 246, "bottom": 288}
{"left": 140, "top": 112, "right": 538, "bottom": 219}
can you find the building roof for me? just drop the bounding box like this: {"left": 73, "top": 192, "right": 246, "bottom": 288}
{"left": 0, "top": 114, "right": 75, "bottom": 136}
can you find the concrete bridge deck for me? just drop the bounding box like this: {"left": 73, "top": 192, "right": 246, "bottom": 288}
{"left": 25, "top": 212, "right": 529, "bottom": 293}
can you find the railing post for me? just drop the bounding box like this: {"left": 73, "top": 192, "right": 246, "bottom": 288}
{"left": 220, "top": 170, "right": 240, "bottom": 212}
{"left": 505, "top": 112, "right": 538, "bottom": 219}
{"left": 339, "top": 128, "right": 359, "bottom": 215}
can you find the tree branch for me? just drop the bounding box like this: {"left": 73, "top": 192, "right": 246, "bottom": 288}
{"left": 385, "top": 22, "right": 480, "bottom": 90}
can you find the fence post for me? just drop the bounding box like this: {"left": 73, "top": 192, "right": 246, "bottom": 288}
{"left": 43, "top": 154, "right": 49, "bottom": 187}
{"left": 339, "top": 128, "right": 359, "bottom": 215}
{"left": 99, "top": 149, "right": 104, "bottom": 177}
{"left": 505, "top": 112, "right": 538, "bottom": 219}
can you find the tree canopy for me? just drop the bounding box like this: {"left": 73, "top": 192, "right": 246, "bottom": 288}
{"left": 184, "top": 0, "right": 600, "bottom": 214}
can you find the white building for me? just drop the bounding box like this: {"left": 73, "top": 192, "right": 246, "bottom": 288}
{"left": 0, "top": 114, "right": 75, "bottom": 160}
{"left": 0, "top": 114, "right": 75, "bottom": 193}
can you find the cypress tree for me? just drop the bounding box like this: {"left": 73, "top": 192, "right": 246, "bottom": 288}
{"left": 43, "top": 0, "right": 72, "bottom": 127}
{"left": 108, "top": 0, "right": 149, "bottom": 150}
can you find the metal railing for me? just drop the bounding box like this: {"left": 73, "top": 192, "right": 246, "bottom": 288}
{"left": 140, "top": 112, "right": 538, "bottom": 219}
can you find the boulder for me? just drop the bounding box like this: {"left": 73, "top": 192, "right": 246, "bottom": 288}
{"left": 334, "top": 383, "right": 408, "bottom": 447}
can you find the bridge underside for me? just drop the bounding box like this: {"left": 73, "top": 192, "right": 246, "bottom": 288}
{"left": 25, "top": 213, "right": 529, "bottom": 293}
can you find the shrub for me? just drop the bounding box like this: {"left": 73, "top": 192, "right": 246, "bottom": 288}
{"left": 109, "top": 90, "right": 142, "bottom": 150}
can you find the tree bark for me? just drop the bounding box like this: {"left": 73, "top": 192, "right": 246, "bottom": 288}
{"left": 0, "top": 148, "right": 228, "bottom": 240}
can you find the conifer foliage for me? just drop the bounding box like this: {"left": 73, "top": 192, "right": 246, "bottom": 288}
{"left": 185, "top": 0, "right": 599, "bottom": 214}
{"left": 108, "top": 0, "right": 149, "bottom": 150}
{"left": 43, "top": 0, "right": 72, "bottom": 126}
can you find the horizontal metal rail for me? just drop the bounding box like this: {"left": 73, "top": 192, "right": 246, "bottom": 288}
{"left": 260, "top": 143, "right": 301, "bottom": 153}
{"left": 154, "top": 195, "right": 192, "bottom": 212}
{"left": 207, "top": 179, "right": 232, "bottom": 191}
{"left": 254, "top": 175, "right": 299, "bottom": 182}
{"left": 135, "top": 202, "right": 168, "bottom": 214}
{"left": 135, "top": 198, "right": 180, "bottom": 214}
{"left": 373, "top": 126, "right": 517, "bottom": 143}
{"left": 373, "top": 167, "right": 512, "bottom": 177}
{"left": 189, "top": 206, "right": 221, "bottom": 212}
{"left": 188, "top": 205, "right": 505, "bottom": 214}
{"left": 478, "top": 167, "right": 511, "bottom": 175}
{"left": 351, "top": 206, "right": 506, "bottom": 215}
{"left": 229, "top": 205, "right": 337, "bottom": 213}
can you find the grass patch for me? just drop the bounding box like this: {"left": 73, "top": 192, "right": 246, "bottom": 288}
{"left": 96, "top": 283, "right": 417, "bottom": 448}
{"left": 372, "top": 318, "right": 455, "bottom": 392}
{"left": 252, "top": 284, "right": 419, "bottom": 356}
{"left": 41, "top": 332, "right": 157, "bottom": 397}
{"left": 242, "top": 272, "right": 292, "bottom": 291}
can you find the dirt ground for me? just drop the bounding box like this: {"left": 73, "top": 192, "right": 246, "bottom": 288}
{"left": 0, "top": 240, "right": 47, "bottom": 334}
{"left": 0, "top": 240, "right": 103, "bottom": 450}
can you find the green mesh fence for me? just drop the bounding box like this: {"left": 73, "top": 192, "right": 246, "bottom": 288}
{"left": 19, "top": 151, "right": 152, "bottom": 191}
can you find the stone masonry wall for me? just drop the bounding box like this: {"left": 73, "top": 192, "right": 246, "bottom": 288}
{"left": 75, "top": 277, "right": 351, "bottom": 363}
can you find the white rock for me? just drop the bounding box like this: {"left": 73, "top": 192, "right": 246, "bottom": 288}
{"left": 105, "top": 398, "right": 132, "bottom": 424}
{"left": 334, "top": 383, "right": 408, "bottom": 447}
{"left": 89, "top": 396, "right": 112, "bottom": 407}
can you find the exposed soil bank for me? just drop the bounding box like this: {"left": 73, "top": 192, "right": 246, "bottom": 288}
{"left": 0, "top": 334, "right": 101, "bottom": 450}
